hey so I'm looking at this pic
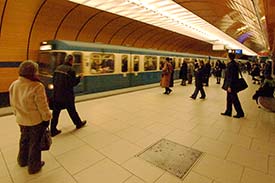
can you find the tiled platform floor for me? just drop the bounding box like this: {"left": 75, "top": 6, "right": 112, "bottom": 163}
{"left": 0, "top": 75, "right": 275, "bottom": 183}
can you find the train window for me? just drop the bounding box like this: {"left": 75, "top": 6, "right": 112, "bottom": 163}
{"left": 73, "top": 53, "right": 82, "bottom": 74}
{"left": 171, "top": 58, "right": 176, "bottom": 69}
{"left": 38, "top": 52, "right": 66, "bottom": 75}
{"left": 159, "top": 57, "right": 166, "bottom": 70}
{"left": 133, "top": 56, "right": 139, "bottom": 72}
{"left": 121, "top": 55, "right": 128, "bottom": 72}
{"left": 144, "top": 56, "right": 157, "bottom": 71}
{"left": 90, "top": 53, "right": 114, "bottom": 74}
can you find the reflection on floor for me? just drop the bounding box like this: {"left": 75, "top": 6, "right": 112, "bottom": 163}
{"left": 0, "top": 75, "right": 275, "bottom": 183}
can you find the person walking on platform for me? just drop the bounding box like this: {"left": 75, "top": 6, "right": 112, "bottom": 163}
{"left": 190, "top": 60, "right": 206, "bottom": 99}
{"left": 9, "top": 60, "right": 51, "bottom": 174}
{"left": 221, "top": 52, "right": 245, "bottom": 118}
{"left": 179, "top": 61, "right": 188, "bottom": 86}
{"left": 160, "top": 57, "right": 173, "bottom": 94}
{"left": 51, "top": 55, "right": 86, "bottom": 137}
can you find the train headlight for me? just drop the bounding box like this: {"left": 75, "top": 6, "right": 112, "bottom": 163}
{"left": 48, "top": 84, "right": 54, "bottom": 90}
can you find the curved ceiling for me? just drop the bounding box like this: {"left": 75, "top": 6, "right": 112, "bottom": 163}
{"left": 0, "top": 0, "right": 274, "bottom": 63}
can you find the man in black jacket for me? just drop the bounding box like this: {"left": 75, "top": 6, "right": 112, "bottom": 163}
{"left": 50, "top": 55, "right": 86, "bottom": 137}
{"left": 221, "top": 52, "right": 244, "bottom": 118}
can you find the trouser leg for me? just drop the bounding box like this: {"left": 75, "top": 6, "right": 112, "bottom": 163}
{"left": 226, "top": 92, "right": 233, "bottom": 114}
{"left": 66, "top": 103, "right": 82, "bottom": 126}
{"left": 28, "top": 123, "right": 45, "bottom": 174}
{"left": 232, "top": 92, "right": 244, "bottom": 115}
{"left": 192, "top": 87, "right": 199, "bottom": 98}
{"left": 18, "top": 126, "right": 29, "bottom": 167}
{"left": 199, "top": 87, "right": 206, "bottom": 98}
{"left": 51, "top": 108, "right": 61, "bottom": 131}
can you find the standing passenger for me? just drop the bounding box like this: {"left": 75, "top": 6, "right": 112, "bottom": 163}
{"left": 179, "top": 61, "right": 188, "bottom": 86}
{"left": 160, "top": 57, "right": 173, "bottom": 94}
{"left": 215, "top": 60, "right": 222, "bottom": 84}
{"left": 190, "top": 60, "right": 206, "bottom": 99}
{"left": 221, "top": 52, "right": 245, "bottom": 118}
{"left": 9, "top": 60, "right": 51, "bottom": 174}
{"left": 50, "top": 55, "right": 86, "bottom": 137}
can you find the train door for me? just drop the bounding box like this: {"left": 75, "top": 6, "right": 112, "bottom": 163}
{"left": 129, "top": 55, "right": 140, "bottom": 86}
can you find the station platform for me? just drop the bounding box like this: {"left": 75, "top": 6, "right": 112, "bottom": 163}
{"left": 0, "top": 75, "right": 275, "bottom": 183}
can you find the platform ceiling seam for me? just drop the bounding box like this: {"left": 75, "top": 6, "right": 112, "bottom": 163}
{"left": 54, "top": 4, "right": 80, "bottom": 39}
{"left": 0, "top": 0, "right": 8, "bottom": 37}
{"left": 92, "top": 15, "right": 120, "bottom": 43}
{"left": 75, "top": 11, "right": 102, "bottom": 41}
{"left": 107, "top": 20, "right": 135, "bottom": 44}
{"left": 26, "top": 0, "right": 47, "bottom": 59}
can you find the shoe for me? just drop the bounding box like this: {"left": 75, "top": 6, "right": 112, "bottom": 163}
{"left": 76, "top": 120, "right": 87, "bottom": 129}
{"left": 167, "top": 89, "right": 172, "bottom": 94}
{"left": 233, "top": 114, "right": 244, "bottom": 118}
{"left": 51, "top": 129, "right": 61, "bottom": 137}
{"left": 190, "top": 96, "right": 196, "bottom": 100}
{"left": 221, "top": 112, "right": 231, "bottom": 117}
{"left": 28, "top": 161, "right": 45, "bottom": 174}
{"left": 199, "top": 96, "right": 206, "bottom": 99}
{"left": 18, "top": 162, "right": 27, "bottom": 167}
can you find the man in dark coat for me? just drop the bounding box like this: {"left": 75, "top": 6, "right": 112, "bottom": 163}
{"left": 179, "top": 61, "right": 188, "bottom": 86}
{"left": 221, "top": 52, "right": 244, "bottom": 118}
{"left": 50, "top": 55, "right": 86, "bottom": 136}
{"left": 190, "top": 60, "right": 206, "bottom": 99}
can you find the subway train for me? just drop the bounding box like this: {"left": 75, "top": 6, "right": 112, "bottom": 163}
{"left": 38, "top": 40, "right": 228, "bottom": 96}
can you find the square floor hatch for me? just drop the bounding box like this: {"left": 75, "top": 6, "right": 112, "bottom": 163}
{"left": 137, "top": 138, "right": 203, "bottom": 179}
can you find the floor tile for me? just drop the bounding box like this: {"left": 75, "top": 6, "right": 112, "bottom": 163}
{"left": 56, "top": 145, "right": 105, "bottom": 174}
{"left": 193, "top": 154, "right": 243, "bottom": 183}
{"left": 99, "top": 139, "right": 142, "bottom": 164}
{"left": 226, "top": 145, "right": 268, "bottom": 172}
{"left": 122, "top": 157, "right": 164, "bottom": 182}
{"left": 241, "top": 168, "right": 275, "bottom": 183}
{"left": 74, "top": 159, "right": 131, "bottom": 183}
{"left": 192, "top": 137, "right": 231, "bottom": 159}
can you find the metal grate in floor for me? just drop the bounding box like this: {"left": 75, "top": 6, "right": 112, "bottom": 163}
{"left": 138, "top": 138, "right": 203, "bottom": 179}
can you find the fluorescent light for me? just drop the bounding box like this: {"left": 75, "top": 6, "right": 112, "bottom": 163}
{"left": 68, "top": 0, "right": 257, "bottom": 55}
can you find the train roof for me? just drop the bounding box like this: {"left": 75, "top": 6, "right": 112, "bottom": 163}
{"left": 44, "top": 40, "right": 225, "bottom": 60}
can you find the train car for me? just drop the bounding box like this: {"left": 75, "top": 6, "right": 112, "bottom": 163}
{"left": 37, "top": 40, "right": 223, "bottom": 97}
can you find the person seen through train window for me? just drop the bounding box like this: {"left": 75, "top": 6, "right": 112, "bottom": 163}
{"left": 160, "top": 57, "right": 173, "bottom": 94}
{"left": 221, "top": 52, "right": 245, "bottom": 118}
{"left": 50, "top": 55, "right": 86, "bottom": 137}
{"left": 9, "top": 60, "right": 51, "bottom": 174}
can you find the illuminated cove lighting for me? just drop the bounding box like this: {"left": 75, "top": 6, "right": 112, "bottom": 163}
{"left": 68, "top": 0, "right": 257, "bottom": 56}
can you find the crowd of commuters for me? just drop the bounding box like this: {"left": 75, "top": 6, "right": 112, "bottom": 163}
{"left": 8, "top": 52, "right": 274, "bottom": 175}
{"left": 160, "top": 53, "right": 274, "bottom": 114}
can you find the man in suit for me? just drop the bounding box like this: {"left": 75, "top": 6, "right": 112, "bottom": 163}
{"left": 221, "top": 52, "right": 245, "bottom": 118}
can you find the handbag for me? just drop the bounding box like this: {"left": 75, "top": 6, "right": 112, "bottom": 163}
{"left": 235, "top": 69, "right": 248, "bottom": 93}
{"left": 40, "top": 127, "right": 52, "bottom": 151}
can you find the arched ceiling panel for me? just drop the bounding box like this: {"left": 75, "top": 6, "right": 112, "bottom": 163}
{"left": 77, "top": 12, "right": 117, "bottom": 43}
{"left": 152, "top": 31, "right": 175, "bottom": 50}
{"left": 94, "top": 16, "right": 131, "bottom": 44}
{"left": 139, "top": 28, "right": 165, "bottom": 49}
{"left": 145, "top": 29, "right": 167, "bottom": 49}
{"left": 108, "top": 19, "right": 135, "bottom": 45}
{"left": 0, "top": 0, "right": 43, "bottom": 60}
{"left": 55, "top": 5, "right": 96, "bottom": 40}
{"left": 28, "top": 0, "right": 76, "bottom": 58}
{"left": 121, "top": 23, "right": 150, "bottom": 46}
